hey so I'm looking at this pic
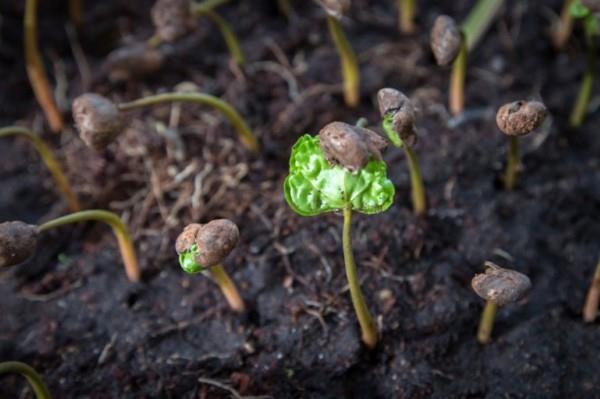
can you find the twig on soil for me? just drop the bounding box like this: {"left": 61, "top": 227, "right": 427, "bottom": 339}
{"left": 197, "top": 377, "right": 272, "bottom": 399}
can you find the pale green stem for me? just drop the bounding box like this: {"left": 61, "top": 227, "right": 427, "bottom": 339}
{"left": 569, "top": 22, "right": 597, "bottom": 128}
{"left": 553, "top": 0, "right": 574, "bottom": 50}
{"left": 208, "top": 264, "right": 245, "bottom": 312}
{"left": 403, "top": 146, "right": 426, "bottom": 215}
{"left": 117, "top": 92, "right": 258, "bottom": 152}
{"left": 342, "top": 206, "right": 377, "bottom": 348}
{"left": 477, "top": 301, "right": 498, "bottom": 344}
{"left": 327, "top": 16, "right": 360, "bottom": 108}
{"left": 0, "top": 126, "right": 80, "bottom": 212}
{"left": 450, "top": 36, "right": 467, "bottom": 116}
{"left": 0, "top": 361, "right": 52, "bottom": 399}
{"left": 583, "top": 258, "right": 600, "bottom": 322}
{"left": 399, "top": 0, "right": 416, "bottom": 34}
{"left": 461, "top": 0, "right": 504, "bottom": 51}
{"left": 196, "top": 9, "right": 246, "bottom": 66}
{"left": 191, "top": 0, "right": 231, "bottom": 14}
{"left": 37, "top": 210, "right": 140, "bottom": 282}
{"left": 504, "top": 135, "right": 519, "bottom": 191}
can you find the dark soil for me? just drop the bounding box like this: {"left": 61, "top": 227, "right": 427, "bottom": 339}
{"left": 1, "top": 0, "right": 600, "bottom": 398}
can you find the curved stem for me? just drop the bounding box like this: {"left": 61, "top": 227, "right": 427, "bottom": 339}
{"left": 583, "top": 258, "right": 600, "bottom": 322}
{"left": 208, "top": 264, "right": 245, "bottom": 313}
{"left": 569, "top": 25, "right": 597, "bottom": 128}
{"left": 68, "top": 0, "right": 83, "bottom": 28}
{"left": 24, "top": 0, "right": 64, "bottom": 133}
{"left": 403, "top": 146, "right": 426, "bottom": 216}
{"left": 552, "top": 0, "right": 574, "bottom": 50}
{"left": 117, "top": 93, "right": 258, "bottom": 152}
{"left": 196, "top": 9, "right": 246, "bottom": 66}
{"left": 504, "top": 136, "right": 519, "bottom": 191}
{"left": 449, "top": 36, "right": 467, "bottom": 116}
{"left": 37, "top": 210, "right": 140, "bottom": 282}
{"left": 461, "top": 0, "right": 504, "bottom": 51}
{"left": 477, "top": 300, "right": 498, "bottom": 344}
{"left": 0, "top": 361, "right": 52, "bottom": 399}
{"left": 327, "top": 16, "right": 360, "bottom": 108}
{"left": 398, "top": 0, "right": 416, "bottom": 34}
{"left": 342, "top": 206, "right": 377, "bottom": 349}
{"left": 0, "top": 126, "right": 80, "bottom": 212}
{"left": 191, "top": 0, "right": 231, "bottom": 14}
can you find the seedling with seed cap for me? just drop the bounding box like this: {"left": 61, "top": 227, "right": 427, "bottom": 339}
{"left": 284, "top": 121, "right": 395, "bottom": 348}
{"left": 176, "top": 219, "right": 245, "bottom": 312}
{"left": 0, "top": 210, "right": 140, "bottom": 282}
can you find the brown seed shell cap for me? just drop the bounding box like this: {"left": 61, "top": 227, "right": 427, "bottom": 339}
{"left": 430, "top": 15, "right": 461, "bottom": 66}
{"left": 377, "top": 88, "right": 417, "bottom": 147}
{"left": 315, "top": 0, "right": 350, "bottom": 18}
{"left": 0, "top": 221, "right": 38, "bottom": 267}
{"left": 104, "top": 44, "right": 164, "bottom": 82}
{"left": 496, "top": 100, "right": 547, "bottom": 136}
{"left": 318, "top": 121, "right": 387, "bottom": 173}
{"left": 471, "top": 262, "right": 531, "bottom": 306}
{"left": 175, "top": 219, "right": 239, "bottom": 268}
{"left": 72, "top": 93, "right": 125, "bottom": 150}
{"left": 151, "top": 0, "right": 196, "bottom": 42}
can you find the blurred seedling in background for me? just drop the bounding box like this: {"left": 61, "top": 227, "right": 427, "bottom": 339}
{"left": 377, "top": 88, "right": 426, "bottom": 216}
{"left": 0, "top": 126, "right": 80, "bottom": 212}
{"left": 472, "top": 261, "right": 531, "bottom": 344}
{"left": 0, "top": 210, "right": 140, "bottom": 282}
{"left": 430, "top": 0, "right": 504, "bottom": 115}
{"left": 568, "top": 0, "right": 599, "bottom": 127}
{"left": 72, "top": 90, "right": 258, "bottom": 152}
{"left": 583, "top": 257, "right": 600, "bottom": 322}
{"left": 398, "top": 0, "right": 416, "bottom": 34}
{"left": 176, "top": 219, "right": 245, "bottom": 313}
{"left": 552, "top": 0, "right": 575, "bottom": 50}
{"left": 316, "top": 0, "right": 360, "bottom": 108}
{"left": 0, "top": 361, "right": 51, "bottom": 399}
{"left": 149, "top": 0, "right": 246, "bottom": 66}
{"left": 284, "top": 121, "right": 395, "bottom": 348}
{"left": 496, "top": 100, "right": 547, "bottom": 191}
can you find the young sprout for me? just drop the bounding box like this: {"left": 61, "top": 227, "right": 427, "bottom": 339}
{"left": 472, "top": 261, "right": 531, "bottom": 344}
{"left": 72, "top": 91, "right": 258, "bottom": 152}
{"left": 378, "top": 88, "right": 426, "bottom": 215}
{"left": 0, "top": 126, "right": 80, "bottom": 212}
{"left": 430, "top": 1, "right": 504, "bottom": 115}
{"left": 284, "top": 121, "right": 395, "bottom": 348}
{"left": 583, "top": 257, "right": 600, "bottom": 322}
{"left": 398, "top": 0, "right": 417, "bottom": 34}
{"left": 149, "top": 0, "right": 245, "bottom": 66}
{"left": 568, "top": 1, "right": 599, "bottom": 127}
{"left": 24, "top": 0, "right": 64, "bottom": 132}
{"left": 316, "top": 0, "right": 360, "bottom": 108}
{"left": 176, "top": 219, "right": 245, "bottom": 313}
{"left": 0, "top": 210, "right": 140, "bottom": 282}
{"left": 496, "top": 100, "right": 547, "bottom": 191}
{"left": 552, "top": 0, "right": 575, "bottom": 50}
{"left": 0, "top": 361, "right": 51, "bottom": 399}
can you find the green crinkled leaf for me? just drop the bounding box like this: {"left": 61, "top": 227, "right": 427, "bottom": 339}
{"left": 283, "top": 134, "right": 395, "bottom": 216}
{"left": 178, "top": 244, "right": 205, "bottom": 274}
{"left": 382, "top": 113, "right": 404, "bottom": 148}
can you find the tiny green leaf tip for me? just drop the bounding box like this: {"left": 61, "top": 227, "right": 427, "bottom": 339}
{"left": 178, "top": 244, "right": 206, "bottom": 274}
{"left": 382, "top": 112, "right": 404, "bottom": 148}
{"left": 283, "top": 134, "right": 395, "bottom": 216}
{"left": 570, "top": 1, "right": 591, "bottom": 18}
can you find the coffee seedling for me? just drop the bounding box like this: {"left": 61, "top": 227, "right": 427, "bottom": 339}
{"left": 431, "top": 1, "right": 503, "bottom": 115}
{"left": 377, "top": 88, "right": 426, "bottom": 215}
{"left": 0, "top": 126, "right": 80, "bottom": 212}
{"left": 24, "top": 0, "right": 63, "bottom": 132}
{"left": 496, "top": 100, "right": 547, "bottom": 191}
{"left": 583, "top": 257, "right": 600, "bottom": 322}
{"left": 284, "top": 121, "right": 395, "bottom": 348}
{"left": 0, "top": 361, "right": 51, "bottom": 399}
{"left": 0, "top": 210, "right": 140, "bottom": 282}
{"left": 176, "top": 219, "right": 245, "bottom": 313}
{"left": 398, "top": 0, "right": 416, "bottom": 34}
{"left": 72, "top": 91, "right": 258, "bottom": 152}
{"left": 472, "top": 261, "right": 531, "bottom": 344}
{"left": 316, "top": 0, "right": 360, "bottom": 108}
{"left": 569, "top": 1, "right": 599, "bottom": 127}
{"left": 149, "top": 0, "right": 245, "bottom": 66}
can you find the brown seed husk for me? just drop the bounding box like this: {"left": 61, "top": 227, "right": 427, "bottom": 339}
{"left": 175, "top": 220, "right": 239, "bottom": 268}
{"left": 315, "top": 0, "right": 350, "bottom": 18}
{"left": 430, "top": 15, "right": 461, "bottom": 66}
{"left": 151, "top": 0, "right": 196, "bottom": 42}
{"left": 377, "top": 88, "right": 417, "bottom": 147}
{"left": 319, "top": 121, "right": 387, "bottom": 172}
{"left": 496, "top": 100, "right": 547, "bottom": 136}
{"left": 104, "top": 44, "right": 164, "bottom": 82}
{"left": 471, "top": 262, "right": 531, "bottom": 306}
{"left": 0, "top": 221, "right": 38, "bottom": 267}
{"left": 72, "top": 93, "right": 126, "bottom": 151}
